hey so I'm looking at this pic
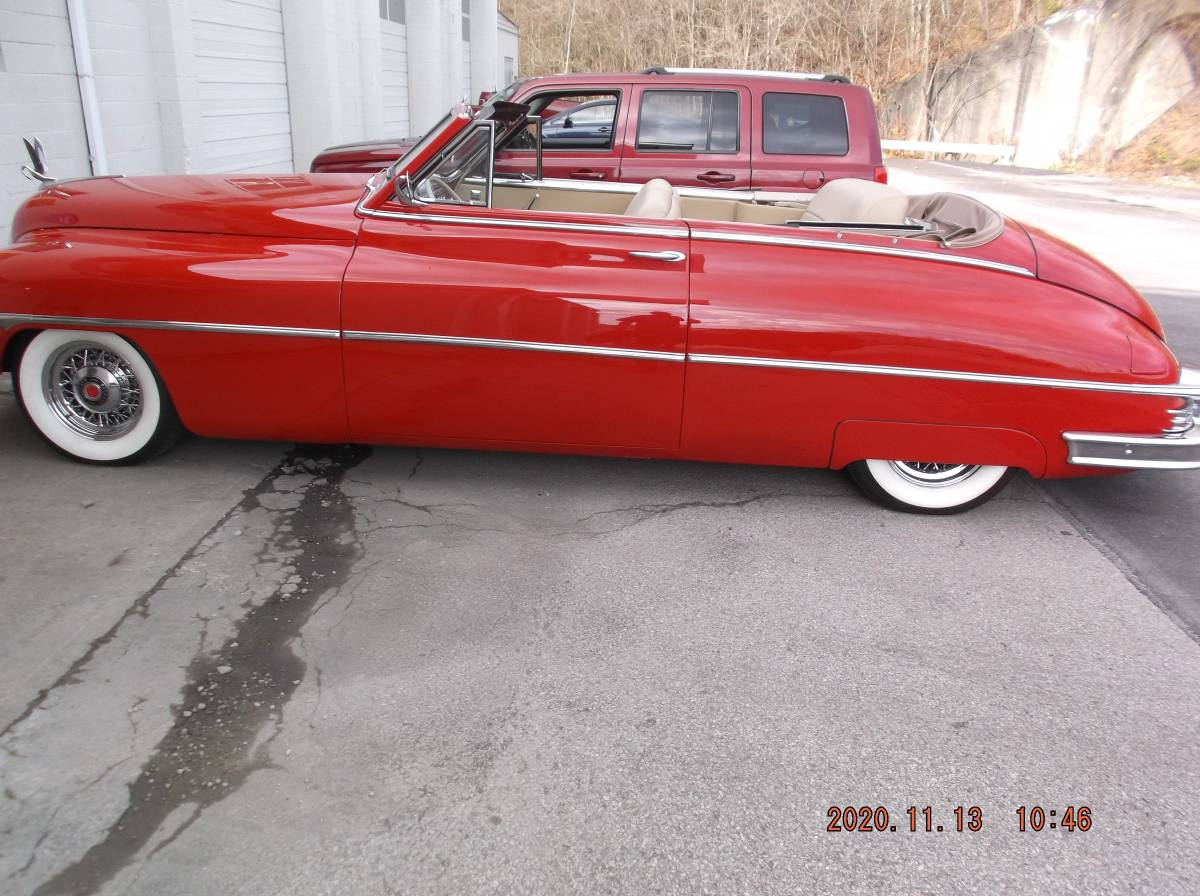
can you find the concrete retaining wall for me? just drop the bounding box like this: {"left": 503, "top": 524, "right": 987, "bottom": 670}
{"left": 879, "top": 0, "right": 1200, "bottom": 167}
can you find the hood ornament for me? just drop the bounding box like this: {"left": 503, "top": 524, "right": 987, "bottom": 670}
{"left": 21, "top": 137, "right": 55, "bottom": 185}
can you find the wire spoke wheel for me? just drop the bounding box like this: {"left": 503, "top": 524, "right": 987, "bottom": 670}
{"left": 848, "top": 458, "right": 1015, "bottom": 514}
{"left": 888, "top": 461, "right": 981, "bottom": 487}
{"left": 15, "top": 329, "right": 184, "bottom": 464}
{"left": 44, "top": 342, "right": 143, "bottom": 440}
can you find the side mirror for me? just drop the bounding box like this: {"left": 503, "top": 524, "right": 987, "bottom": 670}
{"left": 21, "top": 137, "right": 54, "bottom": 185}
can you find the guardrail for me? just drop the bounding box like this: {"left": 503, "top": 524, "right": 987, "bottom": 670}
{"left": 882, "top": 139, "right": 1016, "bottom": 159}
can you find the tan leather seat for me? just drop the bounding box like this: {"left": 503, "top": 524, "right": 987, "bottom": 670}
{"left": 623, "top": 178, "right": 681, "bottom": 219}
{"left": 800, "top": 179, "right": 908, "bottom": 224}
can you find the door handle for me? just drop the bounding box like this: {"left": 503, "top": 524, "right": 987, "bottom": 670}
{"left": 570, "top": 169, "right": 606, "bottom": 180}
{"left": 629, "top": 250, "right": 686, "bottom": 263}
{"left": 698, "top": 171, "right": 736, "bottom": 184}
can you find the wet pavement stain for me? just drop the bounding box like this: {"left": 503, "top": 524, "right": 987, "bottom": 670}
{"left": 32, "top": 444, "right": 371, "bottom": 896}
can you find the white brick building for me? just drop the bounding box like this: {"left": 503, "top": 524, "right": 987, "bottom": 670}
{"left": 0, "top": 0, "right": 518, "bottom": 244}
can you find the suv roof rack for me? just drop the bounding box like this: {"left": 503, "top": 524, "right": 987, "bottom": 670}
{"left": 639, "top": 66, "right": 851, "bottom": 83}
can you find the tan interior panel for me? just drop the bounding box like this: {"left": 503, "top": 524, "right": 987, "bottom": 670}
{"left": 485, "top": 181, "right": 1003, "bottom": 246}
{"left": 732, "top": 203, "right": 803, "bottom": 225}
{"left": 532, "top": 189, "right": 630, "bottom": 215}
{"left": 679, "top": 197, "right": 736, "bottom": 221}
{"left": 493, "top": 184, "right": 809, "bottom": 226}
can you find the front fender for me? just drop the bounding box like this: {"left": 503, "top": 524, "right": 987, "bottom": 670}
{"left": 0, "top": 228, "right": 353, "bottom": 442}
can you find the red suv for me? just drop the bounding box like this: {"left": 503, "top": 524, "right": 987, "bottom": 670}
{"left": 310, "top": 68, "right": 886, "bottom": 190}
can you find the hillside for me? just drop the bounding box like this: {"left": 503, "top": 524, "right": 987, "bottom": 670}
{"left": 500, "top": 0, "right": 1051, "bottom": 96}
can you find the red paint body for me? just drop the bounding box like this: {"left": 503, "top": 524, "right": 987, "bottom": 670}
{"left": 0, "top": 112, "right": 1183, "bottom": 481}
{"left": 309, "top": 72, "right": 885, "bottom": 191}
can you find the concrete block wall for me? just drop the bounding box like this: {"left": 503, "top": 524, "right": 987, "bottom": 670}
{"left": 879, "top": 0, "right": 1200, "bottom": 168}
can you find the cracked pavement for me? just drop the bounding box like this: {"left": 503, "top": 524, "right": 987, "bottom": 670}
{"left": 3, "top": 166, "right": 1200, "bottom": 894}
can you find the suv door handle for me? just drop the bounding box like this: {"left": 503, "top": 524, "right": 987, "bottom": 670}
{"left": 698, "top": 171, "right": 736, "bottom": 184}
{"left": 629, "top": 250, "right": 686, "bottom": 263}
{"left": 570, "top": 169, "right": 606, "bottom": 180}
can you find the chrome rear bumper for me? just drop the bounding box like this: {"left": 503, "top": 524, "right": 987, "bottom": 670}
{"left": 1065, "top": 367, "right": 1200, "bottom": 470}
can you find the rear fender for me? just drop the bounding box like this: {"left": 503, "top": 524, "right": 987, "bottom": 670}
{"left": 830, "top": 420, "right": 1048, "bottom": 477}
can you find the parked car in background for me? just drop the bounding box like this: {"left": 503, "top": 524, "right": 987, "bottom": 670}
{"left": 5, "top": 102, "right": 1197, "bottom": 514}
{"left": 311, "top": 68, "right": 886, "bottom": 190}
{"left": 539, "top": 97, "right": 617, "bottom": 147}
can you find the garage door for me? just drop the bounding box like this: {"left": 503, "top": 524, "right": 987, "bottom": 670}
{"left": 191, "top": 0, "right": 293, "bottom": 172}
{"left": 381, "top": 19, "right": 409, "bottom": 138}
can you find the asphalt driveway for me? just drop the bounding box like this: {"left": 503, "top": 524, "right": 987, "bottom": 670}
{"left": 3, "top": 162, "right": 1200, "bottom": 895}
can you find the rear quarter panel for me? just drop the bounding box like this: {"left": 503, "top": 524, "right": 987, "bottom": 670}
{"left": 681, "top": 222, "right": 1178, "bottom": 477}
{"left": 0, "top": 229, "right": 352, "bottom": 442}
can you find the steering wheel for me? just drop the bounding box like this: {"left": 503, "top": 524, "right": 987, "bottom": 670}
{"left": 419, "top": 174, "right": 462, "bottom": 203}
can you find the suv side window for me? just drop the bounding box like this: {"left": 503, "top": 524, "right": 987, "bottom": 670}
{"left": 762, "top": 92, "right": 849, "bottom": 156}
{"left": 636, "top": 90, "right": 739, "bottom": 153}
{"left": 504, "top": 91, "right": 621, "bottom": 152}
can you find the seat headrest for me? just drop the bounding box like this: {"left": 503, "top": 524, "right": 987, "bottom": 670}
{"left": 800, "top": 179, "right": 909, "bottom": 224}
{"left": 624, "top": 178, "right": 681, "bottom": 219}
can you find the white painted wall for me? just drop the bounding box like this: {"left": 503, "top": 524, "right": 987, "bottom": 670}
{"left": 282, "top": 0, "right": 385, "bottom": 171}
{"left": 380, "top": 19, "right": 409, "bottom": 137}
{"left": 0, "top": 0, "right": 517, "bottom": 243}
{"left": 498, "top": 12, "right": 518, "bottom": 88}
{"left": 1, "top": 1, "right": 91, "bottom": 246}
{"left": 193, "top": 0, "right": 292, "bottom": 172}
{"left": 470, "top": 0, "right": 499, "bottom": 98}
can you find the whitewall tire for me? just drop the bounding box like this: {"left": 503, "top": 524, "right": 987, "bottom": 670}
{"left": 847, "top": 459, "right": 1014, "bottom": 514}
{"left": 14, "top": 329, "right": 184, "bottom": 464}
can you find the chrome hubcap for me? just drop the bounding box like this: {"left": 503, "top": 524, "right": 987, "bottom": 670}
{"left": 889, "top": 461, "right": 980, "bottom": 487}
{"left": 43, "top": 342, "right": 142, "bottom": 439}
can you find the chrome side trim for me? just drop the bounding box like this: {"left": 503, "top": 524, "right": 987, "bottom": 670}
{"left": 342, "top": 329, "right": 685, "bottom": 362}
{"left": 0, "top": 313, "right": 339, "bottom": 340}
{"left": 690, "top": 229, "right": 1035, "bottom": 277}
{"left": 687, "top": 353, "right": 1200, "bottom": 398}
{"left": 1064, "top": 417, "right": 1200, "bottom": 470}
{"left": 358, "top": 206, "right": 689, "bottom": 240}
{"left": 5, "top": 313, "right": 1192, "bottom": 402}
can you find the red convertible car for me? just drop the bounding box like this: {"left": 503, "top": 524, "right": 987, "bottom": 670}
{"left": 1, "top": 104, "right": 1197, "bottom": 513}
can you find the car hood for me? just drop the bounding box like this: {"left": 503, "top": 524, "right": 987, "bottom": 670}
{"left": 310, "top": 138, "right": 416, "bottom": 173}
{"left": 11, "top": 173, "right": 368, "bottom": 242}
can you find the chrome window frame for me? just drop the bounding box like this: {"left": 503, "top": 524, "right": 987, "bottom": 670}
{"left": 407, "top": 118, "right": 497, "bottom": 209}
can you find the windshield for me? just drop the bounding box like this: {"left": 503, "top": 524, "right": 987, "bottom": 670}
{"left": 385, "top": 111, "right": 454, "bottom": 180}
{"left": 384, "top": 80, "right": 527, "bottom": 181}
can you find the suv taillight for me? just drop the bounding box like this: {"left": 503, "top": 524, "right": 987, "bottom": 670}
{"left": 873, "top": 166, "right": 888, "bottom": 184}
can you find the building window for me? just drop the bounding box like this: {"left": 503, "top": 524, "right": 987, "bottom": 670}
{"left": 461, "top": 0, "right": 471, "bottom": 41}
{"left": 379, "top": 0, "right": 404, "bottom": 24}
